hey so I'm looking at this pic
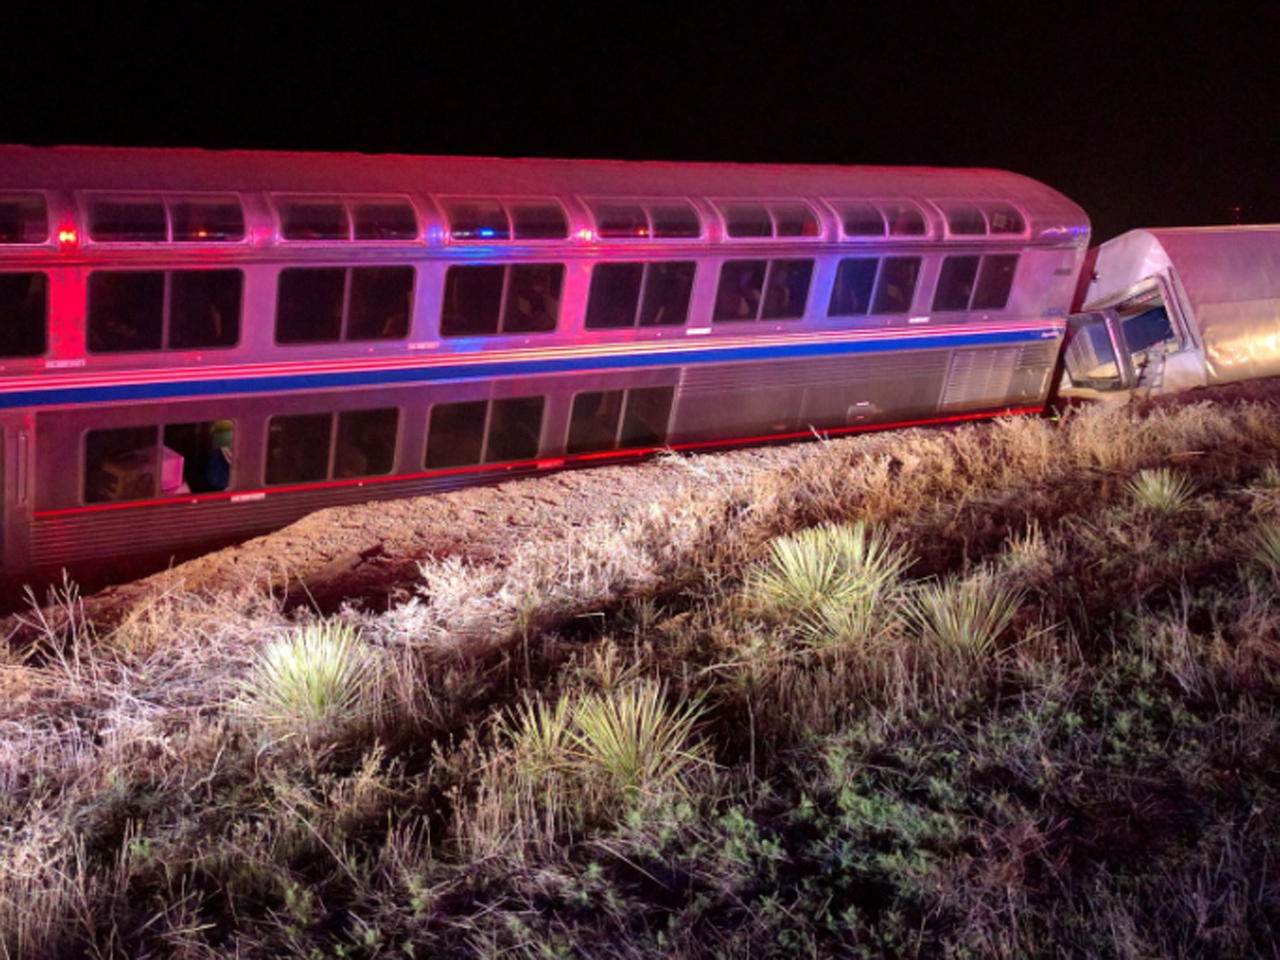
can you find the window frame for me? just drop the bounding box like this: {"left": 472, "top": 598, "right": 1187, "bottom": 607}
{"left": 87, "top": 267, "right": 244, "bottom": 353}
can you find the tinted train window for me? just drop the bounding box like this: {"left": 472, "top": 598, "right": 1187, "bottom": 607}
{"left": 0, "top": 195, "right": 48, "bottom": 243}
{"left": 568, "top": 386, "right": 675, "bottom": 454}
{"left": 595, "top": 203, "right": 649, "bottom": 238}
{"left": 715, "top": 259, "right": 812, "bottom": 322}
{"left": 871, "top": 257, "right": 921, "bottom": 313}
{"left": 425, "top": 397, "right": 545, "bottom": 467}
{"left": 586, "top": 264, "right": 645, "bottom": 329}
{"left": 347, "top": 267, "right": 414, "bottom": 340}
{"left": 722, "top": 201, "right": 820, "bottom": 239}
{"left": 487, "top": 396, "right": 544, "bottom": 461}
{"left": 828, "top": 259, "right": 879, "bottom": 318}
{"left": 266, "top": 413, "right": 332, "bottom": 484}
{"left": 591, "top": 201, "right": 701, "bottom": 239}
{"left": 987, "top": 204, "right": 1025, "bottom": 235}
{"left": 352, "top": 201, "right": 418, "bottom": 240}
{"left": 773, "top": 204, "right": 820, "bottom": 237}
{"left": 277, "top": 267, "right": 413, "bottom": 343}
{"left": 933, "top": 254, "right": 1018, "bottom": 312}
{"left": 425, "top": 400, "right": 487, "bottom": 468}
{"left": 88, "top": 198, "right": 167, "bottom": 242}
{"left": 85, "top": 426, "right": 158, "bottom": 503}
{"left": 762, "top": 260, "right": 813, "bottom": 319}
{"left": 441, "top": 264, "right": 563, "bottom": 337}
{"left": 171, "top": 198, "right": 245, "bottom": 242}
{"left": 504, "top": 265, "right": 563, "bottom": 333}
{"left": 84, "top": 420, "right": 234, "bottom": 502}
{"left": 883, "top": 203, "right": 927, "bottom": 236}
{"left": 0, "top": 272, "right": 47, "bottom": 357}
{"left": 445, "top": 200, "right": 511, "bottom": 240}
{"left": 945, "top": 206, "right": 986, "bottom": 236}
{"left": 169, "top": 271, "right": 243, "bottom": 348}
{"left": 279, "top": 200, "right": 349, "bottom": 240}
{"left": 334, "top": 408, "right": 399, "bottom": 477}
{"left": 837, "top": 203, "right": 885, "bottom": 237}
{"left": 640, "top": 262, "right": 696, "bottom": 326}
{"left": 509, "top": 203, "right": 568, "bottom": 240}
{"left": 163, "top": 420, "right": 234, "bottom": 493}
{"left": 722, "top": 205, "right": 772, "bottom": 238}
{"left": 89, "top": 270, "right": 242, "bottom": 352}
{"left": 649, "top": 204, "right": 700, "bottom": 238}
{"left": 972, "top": 255, "right": 1018, "bottom": 309}
{"left": 586, "top": 261, "right": 694, "bottom": 329}
{"left": 933, "top": 256, "right": 981, "bottom": 312}
{"left": 88, "top": 272, "right": 165, "bottom": 351}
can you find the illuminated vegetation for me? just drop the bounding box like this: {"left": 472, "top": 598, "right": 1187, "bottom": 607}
{"left": 5, "top": 398, "right": 1280, "bottom": 957}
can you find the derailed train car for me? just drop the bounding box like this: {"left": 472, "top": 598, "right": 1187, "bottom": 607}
{"left": 0, "top": 143, "right": 1264, "bottom": 587}
{"left": 1061, "top": 226, "right": 1280, "bottom": 399}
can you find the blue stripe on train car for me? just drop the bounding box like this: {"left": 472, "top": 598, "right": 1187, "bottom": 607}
{"left": 0, "top": 324, "right": 1060, "bottom": 409}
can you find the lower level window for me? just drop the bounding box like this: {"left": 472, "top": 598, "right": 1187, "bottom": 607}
{"left": 425, "top": 396, "right": 545, "bottom": 468}
{"left": 567, "top": 386, "right": 675, "bottom": 454}
{"left": 84, "top": 420, "right": 235, "bottom": 504}
{"left": 266, "top": 408, "right": 399, "bottom": 485}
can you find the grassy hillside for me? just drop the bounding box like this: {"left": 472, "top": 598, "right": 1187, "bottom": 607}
{"left": 4, "top": 398, "right": 1280, "bottom": 958}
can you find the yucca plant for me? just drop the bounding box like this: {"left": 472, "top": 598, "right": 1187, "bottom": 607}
{"left": 1127, "top": 467, "right": 1196, "bottom": 515}
{"left": 907, "top": 571, "right": 1023, "bottom": 670}
{"left": 500, "top": 694, "right": 574, "bottom": 783}
{"left": 239, "top": 621, "right": 377, "bottom": 728}
{"left": 567, "top": 681, "right": 707, "bottom": 801}
{"left": 752, "top": 523, "right": 911, "bottom": 647}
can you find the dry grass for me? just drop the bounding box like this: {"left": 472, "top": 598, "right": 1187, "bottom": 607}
{"left": 5, "top": 396, "right": 1280, "bottom": 956}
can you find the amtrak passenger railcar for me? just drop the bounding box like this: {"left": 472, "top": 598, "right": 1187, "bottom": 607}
{"left": 0, "top": 145, "right": 1089, "bottom": 583}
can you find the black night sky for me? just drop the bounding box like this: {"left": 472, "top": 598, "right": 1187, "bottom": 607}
{"left": 2, "top": 5, "right": 1276, "bottom": 243}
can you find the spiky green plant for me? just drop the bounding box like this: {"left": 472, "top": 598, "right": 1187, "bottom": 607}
{"left": 752, "top": 523, "right": 911, "bottom": 646}
{"left": 568, "top": 682, "right": 707, "bottom": 800}
{"left": 239, "top": 621, "right": 377, "bottom": 728}
{"left": 1127, "top": 467, "right": 1196, "bottom": 515}
{"left": 907, "top": 572, "right": 1023, "bottom": 668}
{"left": 501, "top": 694, "right": 574, "bottom": 782}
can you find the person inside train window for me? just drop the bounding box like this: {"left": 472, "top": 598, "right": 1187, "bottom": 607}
{"left": 715, "top": 261, "right": 765, "bottom": 321}
{"left": 504, "top": 265, "right": 562, "bottom": 333}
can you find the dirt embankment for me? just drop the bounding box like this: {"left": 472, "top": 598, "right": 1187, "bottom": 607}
{"left": 11, "top": 376, "right": 1280, "bottom": 632}
{"left": 5, "top": 443, "right": 808, "bottom": 630}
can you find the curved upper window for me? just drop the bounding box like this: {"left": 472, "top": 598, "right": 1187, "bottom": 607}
{"left": 937, "top": 201, "right": 1027, "bottom": 237}
{"left": 0, "top": 195, "right": 48, "bottom": 244}
{"left": 589, "top": 200, "right": 701, "bottom": 239}
{"left": 87, "top": 195, "right": 246, "bottom": 243}
{"left": 717, "top": 201, "right": 820, "bottom": 239}
{"left": 831, "top": 200, "right": 928, "bottom": 239}
{"left": 275, "top": 196, "right": 418, "bottom": 241}
{"left": 444, "top": 198, "right": 568, "bottom": 241}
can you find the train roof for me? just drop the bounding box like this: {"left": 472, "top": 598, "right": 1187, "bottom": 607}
{"left": 0, "top": 144, "right": 1087, "bottom": 239}
{"left": 1085, "top": 225, "right": 1280, "bottom": 308}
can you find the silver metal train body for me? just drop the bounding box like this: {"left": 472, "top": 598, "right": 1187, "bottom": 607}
{"left": 0, "top": 145, "right": 1090, "bottom": 580}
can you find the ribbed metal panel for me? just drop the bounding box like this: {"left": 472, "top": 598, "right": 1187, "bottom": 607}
{"left": 680, "top": 351, "right": 949, "bottom": 396}
{"left": 940, "top": 341, "right": 1058, "bottom": 411}
{"left": 30, "top": 469, "right": 535, "bottom": 567}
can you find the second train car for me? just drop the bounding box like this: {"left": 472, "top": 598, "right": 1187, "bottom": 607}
{"left": 0, "top": 145, "right": 1090, "bottom": 583}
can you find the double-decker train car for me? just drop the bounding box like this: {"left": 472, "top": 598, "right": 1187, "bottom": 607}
{"left": 0, "top": 145, "right": 1090, "bottom": 585}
